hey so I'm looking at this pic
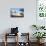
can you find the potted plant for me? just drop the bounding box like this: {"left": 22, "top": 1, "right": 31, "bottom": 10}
{"left": 32, "top": 25, "right": 39, "bottom": 30}
{"left": 33, "top": 32, "right": 46, "bottom": 43}
{"left": 40, "top": 26, "right": 45, "bottom": 29}
{"left": 32, "top": 24, "right": 45, "bottom": 30}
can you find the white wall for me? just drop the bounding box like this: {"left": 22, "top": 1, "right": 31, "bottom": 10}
{"left": 0, "top": 0, "right": 36, "bottom": 42}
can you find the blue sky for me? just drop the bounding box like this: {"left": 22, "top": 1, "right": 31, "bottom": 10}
{"left": 11, "top": 8, "right": 24, "bottom": 13}
{"left": 15, "top": 8, "right": 24, "bottom": 13}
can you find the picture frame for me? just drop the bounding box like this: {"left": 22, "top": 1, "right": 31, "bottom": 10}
{"left": 10, "top": 8, "right": 24, "bottom": 17}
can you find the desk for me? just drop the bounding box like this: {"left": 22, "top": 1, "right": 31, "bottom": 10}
{"left": 4, "top": 33, "right": 18, "bottom": 46}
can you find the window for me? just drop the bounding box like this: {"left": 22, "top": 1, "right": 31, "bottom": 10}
{"left": 37, "top": 0, "right": 46, "bottom": 18}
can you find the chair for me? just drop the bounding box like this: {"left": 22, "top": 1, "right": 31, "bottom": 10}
{"left": 4, "top": 27, "right": 19, "bottom": 46}
{"left": 18, "top": 33, "right": 30, "bottom": 46}
{"left": 4, "top": 33, "right": 18, "bottom": 46}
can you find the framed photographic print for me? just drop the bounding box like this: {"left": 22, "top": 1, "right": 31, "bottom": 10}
{"left": 10, "top": 8, "right": 24, "bottom": 17}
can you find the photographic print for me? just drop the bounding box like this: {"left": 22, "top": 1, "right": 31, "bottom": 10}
{"left": 10, "top": 8, "right": 24, "bottom": 17}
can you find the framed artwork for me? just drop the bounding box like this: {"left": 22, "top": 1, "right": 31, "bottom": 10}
{"left": 10, "top": 8, "right": 24, "bottom": 17}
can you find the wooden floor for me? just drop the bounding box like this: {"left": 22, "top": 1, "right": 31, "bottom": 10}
{"left": 0, "top": 42, "right": 46, "bottom": 46}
